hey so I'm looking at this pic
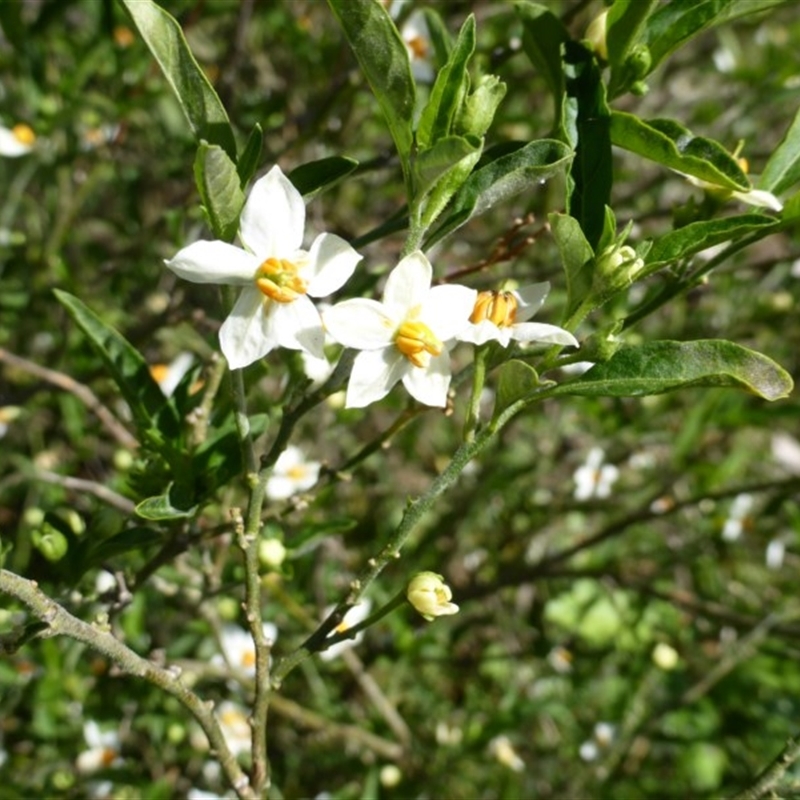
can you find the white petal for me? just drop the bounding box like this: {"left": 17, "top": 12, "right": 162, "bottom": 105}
{"left": 305, "top": 234, "right": 362, "bottom": 297}
{"left": 402, "top": 351, "right": 451, "bottom": 407}
{"left": 458, "top": 320, "right": 511, "bottom": 346}
{"left": 239, "top": 165, "right": 306, "bottom": 257}
{"left": 166, "top": 240, "right": 258, "bottom": 285}
{"left": 270, "top": 296, "right": 325, "bottom": 357}
{"left": 513, "top": 282, "right": 550, "bottom": 322}
{"left": 383, "top": 251, "right": 432, "bottom": 314}
{"left": 219, "top": 289, "right": 277, "bottom": 369}
{"left": 421, "top": 284, "right": 477, "bottom": 339}
{"left": 733, "top": 187, "right": 783, "bottom": 212}
{"left": 345, "top": 348, "right": 407, "bottom": 408}
{"left": 511, "top": 322, "right": 579, "bottom": 346}
{"left": 0, "top": 126, "right": 33, "bottom": 156}
{"left": 324, "top": 299, "right": 397, "bottom": 349}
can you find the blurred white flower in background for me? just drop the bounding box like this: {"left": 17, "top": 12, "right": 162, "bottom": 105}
{"left": 574, "top": 447, "right": 619, "bottom": 500}
{"left": 266, "top": 445, "right": 321, "bottom": 501}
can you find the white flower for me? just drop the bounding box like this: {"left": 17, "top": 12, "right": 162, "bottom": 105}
{"left": 165, "top": 165, "right": 362, "bottom": 369}
{"left": 187, "top": 789, "right": 226, "bottom": 800}
{"left": 680, "top": 169, "right": 783, "bottom": 212}
{"left": 76, "top": 721, "right": 121, "bottom": 773}
{"left": 406, "top": 571, "right": 459, "bottom": 621}
{"left": 765, "top": 538, "right": 786, "bottom": 570}
{"left": 489, "top": 735, "right": 525, "bottom": 772}
{"left": 266, "top": 445, "right": 321, "bottom": 500}
{"left": 458, "top": 283, "right": 578, "bottom": 349}
{"left": 213, "top": 623, "right": 277, "bottom": 676}
{"left": 573, "top": 447, "right": 619, "bottom": 500}
{"left": 401, "top": 10, "right": 435, "bottom": 83}
{"left": 0, "top": 123, "right": 35, "bottom": 157}
{"left": 150, "top": 352, "right": 194, "bottom": 396}
{"left": 319, "top": 600, "right": 372, "bottom": 662}
{"left": 217, "top": 702, "right": 251, "bottom": 757}
{"left": 323, "top": 251, "right": 476, "bottom": 408}
{"left": 722, "top": 493, "right": 753, "bottom": 541}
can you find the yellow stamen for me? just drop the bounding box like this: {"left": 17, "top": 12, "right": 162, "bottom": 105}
{"left": 241, "top": 651, "right": 256, "bottom": 669}
{"left": 12, "top": 124, "right": 35, "bottom": 146}
{"left": 255, "top": 258, "right": 308, "bottom": 303}
{"left": 469, "top": 290, "right": 518, "bottom": 328}
{"left": 149, "top": 364, "right": 169, "bottom": 384}
{"left": 395, "top": 320, "right": 443, "bottom": 368}
{"left": 406, "top": 35, "right": 428, "bottom": 60}
{"left": 287, "top": 465, "right": 308, "bottom": 480}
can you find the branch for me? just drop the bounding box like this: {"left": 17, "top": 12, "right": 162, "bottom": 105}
{"left": 729, "top": 735, "right": 800, "bottom": 800}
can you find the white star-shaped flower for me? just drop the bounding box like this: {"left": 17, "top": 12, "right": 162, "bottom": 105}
{"left": 323, "top": 251, "right": 476, "bottom": 408}
{"left": 573, "top": 447, "right": 619, "bottom": 501}
{"left": 266, "top": 445, "right": 321, "bottom": 500}
{"left": 458, "top": 282, "right": 579, "bottom": 349}
{"left": 165, "top": 165, "right": 363, "bottom": 369}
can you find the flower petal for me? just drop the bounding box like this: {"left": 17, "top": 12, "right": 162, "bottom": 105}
{"left": 732, "top": 187, "right": 783, "bottom": 212}
{"left": 420, "top": 284, "right": 477, "bottom": 340}
{"left": 269, "top": 295, "right": 325, "bottom": 357}
{"left": 383, "top": 251, "right": 432, "bottom": 314}
{"left": 458, "top": 320, "right": 512, "bottom": 347}
{"left": 305, "top": 233, "right": 363, "bottom": 297}
{"left": 219, "top": 288, "right": 277, "bottom": 369}
{"left": 513, "top": 282, "right": 550, "bottom": 322}
{"left": 511, "top": 322, "right": 578, "bottom": 347}
{"left": 402, "top": 351, "right": 451, "bottom": 407}
{"left": 239, "top": 165, "right": 305, "bottom": 257}
{"left": 166, "top": 240, "right": 258, "bottom": 285}
{"left": 324, "top": 299, "right": 397, "bottom": 349}
{"left": 345, "top": 348, "right": 407, "bottom": 408}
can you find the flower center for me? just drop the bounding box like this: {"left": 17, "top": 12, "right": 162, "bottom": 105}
{"left": 470, "top": 291, "right": 518, "bottom": 328}
{"left": 12, "top": 124, "right": 35, "bottom": 146}
{"left": 255, "top": 258, "right": 308, "bottom": 303}
{"left": 406, "top": 34, "right": 429, "bottom": 60}
{"left": 395, "top": 320, "right": 443, "bottom": 368}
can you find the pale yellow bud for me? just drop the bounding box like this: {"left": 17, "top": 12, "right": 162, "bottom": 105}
{"left": 406, "top": 571, "right": 459, "bottom": 621}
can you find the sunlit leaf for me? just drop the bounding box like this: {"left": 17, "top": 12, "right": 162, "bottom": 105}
{"left": 289, "top": 156, "right": 360, "bottom": 201}
{"left": 194, "top": 142, "right": 244, "bottom": 242}
{"left": 759, "top": 107, "right": 800, "bottom": 195}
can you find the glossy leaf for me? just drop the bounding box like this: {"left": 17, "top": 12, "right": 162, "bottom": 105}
{"left": 642, "top": 0, "right": 788, "bottom": 75}
{"left": 759, "top": 107, "right": 800, "bottom": 195}
{"left": 426, "top": 139, "right": 573, "bottom": 246}
{"left": 54, "top": 290, "right": 180, "bottom": 444}
{"left": 552, "top": 341, "right": 793, "bottom": 402}
{"left": 550, "top": 212, "right": 594, "bottom": 321}
{"left": 606, "top": 0, "right": 657, "bottom": 67}
{"left": 136, "top": 485, "right": 198, "bottom": 521}
{"left": 289, "top": 156, "right": 359, "bottom": 201}
{"left": 121, "top": 0, "right": 236, "bottom": 159}
{"left": 237, "top": 123, "right": 263, "bottom": 188}
{"left": 328, "top": 0, "right": 415, "bottom": 171}
{"left": 610, "top": 112, "right": 749, "bottom": 191}
{"left": 193, "top": 142, "right": 244, "bottom": 243}
{"left": 416, "top": 15, "right": 475, "bottom": 150}
{"left": 644, "top": 214, "right": 778, "bottom": 272}
{"left": 517, "top": 2, "right": 569, "bottom": 138}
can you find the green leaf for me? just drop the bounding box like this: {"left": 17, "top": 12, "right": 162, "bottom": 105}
{"left": 606, "top": 0, "right": 657, "bottom": 67}
{"left": 54, "top": 290, "right": 180, "bottom": 443}
{"left": 517, "top": 2, "right": 569, "bottom": 138}
{"left": 416, "top": 15, "right": 475, "bottom": 150}
{"left": 237, "top": 123, "right": 263, "bottom": 188}
{"left": 419, "top": 7, "right": 452, "bottom": 65}
{"left": 644, "top": 214, "right": 778, "bottom": 272}
{"left": 82, "top": 527, "right": 165, "bottom": 568}
{"left": 136, "top": 485, "right": 198, "bottom": 521}
{"left": 610, "top": 112, "right": 750, "bottom": 191}
{"left": 549, "top": 212, "right": 594, "bottom": 320}
{"left": 414, "top": 135, "right": 481, "bottom": 200}
{"left": 495, "top": 360, "right": 540, "bottom": 416}
{"left": 288, "top": 156, "right": 359, "bottom": 200}
{"left": 759, "top": 106, "right": 800, "bottom": 195}
{"left": 426, "top": 139, "right": 573, "bottom": 246}
{"left": 642, "top": 0, "right": 788, "bottom": 75}
{"left": 419, "top": 142, "right": 482, "bottom": 230}
{"left": 328, "top": 0, "right": 415, "bottom": 171}
{"left": 551, "top": 341, "right": 793, "bottom": 401}
{"left": 121, "top": 0, "right": 236, "bottom": 159}
{"left": 193, "top": 143, "right": 245, "bottom": 242}
{"left": 564, "top": 41, "right": 612, "bottom": 249}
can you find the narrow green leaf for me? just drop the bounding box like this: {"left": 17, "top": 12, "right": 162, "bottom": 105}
{"left": 565, "top": 41, "right": 612, "bottom": 250}
{"left": 136, "top": 485, "right": 198, "bottom": 521}
{"left": 419, "top": 144, "right": 482, "bottom": 230}
{"left": 414, "top": 135, "right": 481, "bottom": 200}
{"left": 610, "top": 112, "right": 749, "bottom": 191}
{"left": 495, "top": 360, "right": 540, "bottom": 416}
{"left": 121, "top": 0, "right": 236, "bottom": 159}
{"left": 288, "top": 156, "right": 359, "bottom": 200}
{"left": 552, "top": 341, "right": 793, "bottom": 401}
{"left": 54, "top": 290, "right": 180, "bottom": 441}
{"left": 426, "top": 139, "right": 573, "bottom": 246}
{"left": 549, "top": 213, "right": 594, "bottom": 320}
{"left": 193, "top": 143, "right": 244, "bottom": 243}
{"left": 517, "top": 2, "right": 569, "bottom": 137}
{"left": 416, "top": 15, "right": 475, "bottom": 150}
{"left": 644, "top": 214, "right": 778, "bottom": 272}
{"left": 760, "top": 107, "right": 800, "bottom": 195}
{"left": 420, "top": 7, "right": 452, "bottom": 65}
{"left": 328, "top": 0, "right": 415, "bottom": 170}
{"left": 606, "top": 0, "right": 657, "bottom": 68}
{"left": 642, "top": 0, "right": 788, "bottom": 75}
{"left": 237, "top": 123, "right": 263, "bottom": 188}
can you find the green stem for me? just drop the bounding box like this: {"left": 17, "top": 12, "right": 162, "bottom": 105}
{"left": 464, "top": 344, "right": 488, "bottom": 442}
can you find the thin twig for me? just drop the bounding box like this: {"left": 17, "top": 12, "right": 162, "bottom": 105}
{"left": 29, "top": 468, "right": 136, "bottom": 514}
{"left": 729, "top": 735, "right": 800, "bottom": 800}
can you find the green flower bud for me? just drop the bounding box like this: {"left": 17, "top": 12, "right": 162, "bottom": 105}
{"left": 626, "top": 44, "right": 652, "bottom": 80}
{"left": 456, "top": 75, "right": 506, "bottom": 139}
{"left": 593, "top": 243, "right": 644, "bottom": 299}
{"left": 33, "top": 526, "right": 68, "bottom": 562}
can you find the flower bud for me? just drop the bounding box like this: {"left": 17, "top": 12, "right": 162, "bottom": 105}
{"left": 33, "top": 527, "right": 68, "bottom": 562}
{"left": 456, "top": 75, "right": 507, "bottom": 139}
{"left": 406, "top": 571, "right": 459, "bottom": 621}
{"left": 584, "top": 10, "right": 608, "bottom": 62}
{"left": 258, "top": 538, "right": 287, "bottom": 569}
{"left": 593, "top": 243, "right": 644, "bottom": 299}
